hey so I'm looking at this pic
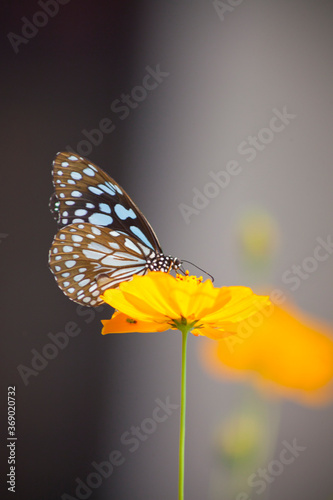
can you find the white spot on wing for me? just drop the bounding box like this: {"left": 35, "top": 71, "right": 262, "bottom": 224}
{"left": 65, "top": 260, "right": 76, "bottom": 268}
{"left": 108, "top": 242, "right": 120, "bottom": 250}
{"left": 114, "top": 204, "right": 136, "bottom": 220}
{"left": 101, "top": 253, "right": 145, "bottom": 267}
{"left": 88, "top": 186, "right": 103, "bottom": 195}
{"left": 79, "top": 279, "right": 90, "bottom": 287}
{"left": 111, "top": 266, "right": 145, "bottom": 278}
{"left": 89, "top": 213, "right": 113, "bottom": 225}
{"left": 72, "top": 235, "right": 83, "bottom": 242}
{"left": 98, "top": 183, "right": 116, "bottom": 196}
{"left": 124, "top": 238, "right": 141, "bottom": 254}
{"left": 75, "top": 209, "right": 88, "bottom": 216}
{"left": 99, "top": 203, "right": 111, "bottom": 214}
{"left": 74, "top": 274, "right": 85, "bottom": 282}
{"left": 83, "top": 167, "right": 95, "bottom": 177}
{"left": 130, "top": 226, "right": 154, "bottom": 249}
{"left": 88, "top": 242, "right": 111, "bottom": 254}
{"left": 82, "top": 249, "right": 104, "bottom": 260}
{"left": 71, "top": 172, "right": 82, "bottom": 180}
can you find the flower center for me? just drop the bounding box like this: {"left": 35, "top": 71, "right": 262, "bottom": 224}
{"left": 176, "top": 270, "right": 203, "bottom": 284}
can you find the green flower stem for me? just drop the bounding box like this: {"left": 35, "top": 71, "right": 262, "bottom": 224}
{"left": 178, "top": 326, "right": 189, "bottom": 500}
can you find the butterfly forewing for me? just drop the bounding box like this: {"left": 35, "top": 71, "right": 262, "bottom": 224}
{"left": 51, "top": 151, "right": 162, "bottom": 252}
{"left": 49, "top": 223, "right": 152, "bottom": 306}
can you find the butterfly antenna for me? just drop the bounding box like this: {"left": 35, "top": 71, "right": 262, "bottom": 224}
{"left": 181, "top": 260, "right": 214, "bottom": 282}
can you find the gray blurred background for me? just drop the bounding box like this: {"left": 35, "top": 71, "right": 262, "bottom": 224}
{"left": 1, "top": 1, "right": 333, "bottom": 499}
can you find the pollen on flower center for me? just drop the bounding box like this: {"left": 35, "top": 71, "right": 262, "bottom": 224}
{"left": 176, "top": 270, "right": 203, "bottom": 284}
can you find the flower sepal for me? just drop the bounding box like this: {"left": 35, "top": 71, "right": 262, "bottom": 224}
{"left": 171, "top": 316, "right": 201, "bottom": 335}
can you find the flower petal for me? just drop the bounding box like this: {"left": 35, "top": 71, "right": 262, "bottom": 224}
{"left": 102, "top": 288, "right": 157, "bottom": 322}
{"left": 200, "top": 302, "right": 333, "bottom": 405}
{"left": 193, "top": 325, "right": 237, "bottom": 340}
{"left": 105, "top": 272, "right": 182, "bottom": 320}
{"left": 171, "top": 280, "right": 231, "bottom": 319}
{"left": 201, "top": 287, "right": 270, "bottom": 324}
{"left": 101, "top": 311, "right": 170, "bottom": 334}
{"left": 101, "top": 272, "right": 271, "bottom": 341}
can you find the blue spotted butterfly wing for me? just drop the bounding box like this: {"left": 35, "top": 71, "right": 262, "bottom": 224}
{"left": 49, "top": 224, "right": 154, "bottom": 306}
{"left": 49, "top": 152, "right": 180, "bottom": 307}
{"left": 50, "top": 151, "right": 161, "bottom": 250}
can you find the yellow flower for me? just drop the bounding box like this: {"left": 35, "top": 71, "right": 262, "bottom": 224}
{"left": 100, "top": 271, "right": 270, "bottom": 340}
{"left": 200, "top": 301, "right": 333, "bottom": 405}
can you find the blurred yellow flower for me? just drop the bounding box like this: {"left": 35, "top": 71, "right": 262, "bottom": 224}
{"left": 235, "top": 207, "right": 280, "bottom": 279}
{"left": 100, "top": 271, "right": 270, "bottom": 340}
{"left": 200, "top": 301, "right": 333, "bottom": 405}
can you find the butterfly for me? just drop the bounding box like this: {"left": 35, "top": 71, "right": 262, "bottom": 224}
{"left": 48, "top": 152, "right": 181, "bottom": 307}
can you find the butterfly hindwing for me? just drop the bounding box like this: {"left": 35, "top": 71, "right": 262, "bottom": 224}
{"left": 51, "top": 151, "right": 162, "bottom": 253}
{"left": 49, "top": 223, "right": 153, "bottom": 307}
